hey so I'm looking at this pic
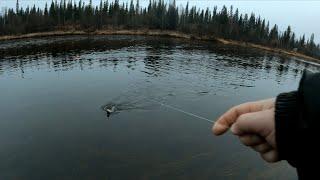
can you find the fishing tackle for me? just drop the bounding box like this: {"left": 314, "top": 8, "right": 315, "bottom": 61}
{"left": 105, "top": 106, "right": 115, "bottom": 117}
{"left": 150, "top": 100, "right": 214, "bottom": 123}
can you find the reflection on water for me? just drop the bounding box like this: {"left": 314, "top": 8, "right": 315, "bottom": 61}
{"left": 0, "top": 35, "right": 318, "bottom": 179}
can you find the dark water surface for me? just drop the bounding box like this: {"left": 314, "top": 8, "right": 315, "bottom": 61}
{"left": 1, "top": 35, "right": 318, "bottom": 180}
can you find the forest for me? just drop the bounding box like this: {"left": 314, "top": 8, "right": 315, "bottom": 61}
{"left": 0, "top": 0, "right": 319, "bottom": 59}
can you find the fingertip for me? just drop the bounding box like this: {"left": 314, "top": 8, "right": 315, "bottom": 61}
{"left": 260, "top": 150, "right": 279, "bottom": 163}
{"left": 212, "top": 122, "right": 229, "bottom": 136}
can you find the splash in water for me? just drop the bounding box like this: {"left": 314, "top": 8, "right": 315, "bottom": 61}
{"left": 101, "top": 99, "right": 150, "bottom": 118}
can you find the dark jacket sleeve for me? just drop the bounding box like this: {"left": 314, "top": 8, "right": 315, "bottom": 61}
{"left": 275, "top": 70, "right": 320, "bottom": 179}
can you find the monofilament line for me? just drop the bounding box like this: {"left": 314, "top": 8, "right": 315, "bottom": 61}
{"left": 151, "top": 100, "right": 214, "bottom": 123}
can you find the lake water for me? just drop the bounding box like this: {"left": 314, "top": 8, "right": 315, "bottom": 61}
{"left": 0, "top": 35, "right": 318, "bottom": 179}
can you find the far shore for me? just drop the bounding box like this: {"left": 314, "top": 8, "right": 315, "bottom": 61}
{"left": 1, "top": 29, "right": 319, "bottom": 63}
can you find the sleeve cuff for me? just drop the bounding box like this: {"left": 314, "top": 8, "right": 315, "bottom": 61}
{"left": 275, "top": 91, "right": 300, "bottom": 165}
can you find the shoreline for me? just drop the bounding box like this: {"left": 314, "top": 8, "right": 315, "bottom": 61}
{"left": 1, "top": 29, "right": 319, "bottom": 63}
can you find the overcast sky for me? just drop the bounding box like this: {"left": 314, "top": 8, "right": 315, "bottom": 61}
{"left": 1, "top": 0, "right": 319, "bottom": 43}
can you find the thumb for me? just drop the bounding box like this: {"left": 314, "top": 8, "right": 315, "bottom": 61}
{"left": 230, "top": 110, "right": 269, "bottom": 136}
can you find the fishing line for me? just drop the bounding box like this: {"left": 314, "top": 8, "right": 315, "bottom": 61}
{"left": 150, "top": 99, "right": 215, "bottom": 123}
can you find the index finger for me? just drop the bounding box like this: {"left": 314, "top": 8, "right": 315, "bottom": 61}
{"left": 212, "top": 101, "right": 262, "bottom": 135}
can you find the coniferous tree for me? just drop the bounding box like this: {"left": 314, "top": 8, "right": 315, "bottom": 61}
{"left": 16, "top": 0, "right": 19, "bottom": 14}
{"left": 0, "top": 0, "right": 319, "bottom": 59}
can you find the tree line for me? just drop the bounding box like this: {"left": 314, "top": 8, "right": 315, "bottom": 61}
{"left": 0, "top": 0, "right": 319, "bottom": 59}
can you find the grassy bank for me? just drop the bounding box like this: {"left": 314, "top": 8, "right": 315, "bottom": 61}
{"left": 1, "top": 29, "right": 319, "bottom": 63}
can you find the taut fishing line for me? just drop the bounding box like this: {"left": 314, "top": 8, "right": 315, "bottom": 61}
{"left": 102, "top": 80, "right": 216, "bottom": 123}
{"left": 150, "top": 99, "right": 215, "bottom": 123}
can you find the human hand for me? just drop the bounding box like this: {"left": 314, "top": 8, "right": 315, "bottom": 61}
{"left": 212, "top": 98, "right": 279, "bottom": 163}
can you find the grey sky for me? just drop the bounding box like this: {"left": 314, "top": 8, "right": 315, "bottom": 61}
{"left": 1, "top": 0, "right": 319, "bottom": 43}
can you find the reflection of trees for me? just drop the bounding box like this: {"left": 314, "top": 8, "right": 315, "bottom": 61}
{"left": 0, "top": 36, "right": 144, "bottom": 59}
{"left": 112, "top": 59, "right": 118, "bottom": 72}
{"left": 0, "top": 61, "right": 3, "bottom": 76}
{"left": 143, "top": 38, "right": 176, "bottom": 77}
{"left": 1, "top": 35, "right": 318, "bottom": 83}
{"left": 263, "top": 56, "right": 272, "bottom": 73}
{"left": 0, "top": 36, "right": 145, "bottom": 76}
{"left": 143, "top": 50, "right": 161, "bottom": 77}
{"left": 19, "top": 59, "right": 24, "bottom": 78}
{"left": 273, "top": 56, "right": 291, "bottom": 83}
{"left": 0, "top": 53, "right": 82, "bottom": 77}
{"left": 202, "top": 42, "right": 268, "bottom": 71}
